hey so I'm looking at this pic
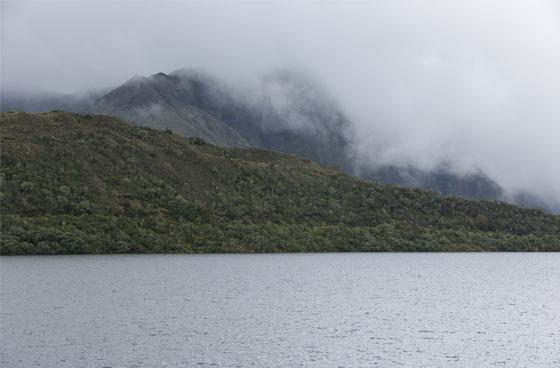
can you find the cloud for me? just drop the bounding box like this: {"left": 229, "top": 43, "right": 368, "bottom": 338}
{"left": 2, "top": 0, "right": 560, "bottom": 206}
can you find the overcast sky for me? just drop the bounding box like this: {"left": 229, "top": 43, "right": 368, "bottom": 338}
{"left": 2, "top": 0, "right": 560, "bottom": 205}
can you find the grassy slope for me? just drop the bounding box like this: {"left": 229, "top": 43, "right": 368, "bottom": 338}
{"left": 1, "top": 112, "right": 559, "bottom": 254}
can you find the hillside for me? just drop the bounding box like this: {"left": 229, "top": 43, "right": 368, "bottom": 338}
{"left": 1, "top": 112, "right": 559, "bottom": 255}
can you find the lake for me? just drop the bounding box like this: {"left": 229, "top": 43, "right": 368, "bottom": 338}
{"left": 1, "top": 253, "right": 559, "bottom": 367}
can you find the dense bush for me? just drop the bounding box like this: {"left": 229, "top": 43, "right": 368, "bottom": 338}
{"left": 1, "top": 112, "right": 559, "bottom": 255}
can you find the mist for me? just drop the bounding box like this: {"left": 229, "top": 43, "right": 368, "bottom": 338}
{"left": 2, "top": 0, "right": 560, "bottom": 207}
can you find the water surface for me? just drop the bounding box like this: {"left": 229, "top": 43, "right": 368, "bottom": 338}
{"left": 1, "top": 253, "right": 559, "bottom": 367}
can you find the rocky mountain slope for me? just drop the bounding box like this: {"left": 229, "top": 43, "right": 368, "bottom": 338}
{"left": 1, "top": 112, "right": 558, "bottom": 254}
{"left": 95, "top": 69, "right": 351, "bottom": 168}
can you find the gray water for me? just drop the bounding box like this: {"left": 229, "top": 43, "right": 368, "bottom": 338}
{"left": 1, "top": 253, "right": 559, "bottom": 368}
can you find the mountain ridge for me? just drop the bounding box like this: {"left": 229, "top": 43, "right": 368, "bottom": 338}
{"left": 1, "top": 69, "right": 554, "bottom": 212}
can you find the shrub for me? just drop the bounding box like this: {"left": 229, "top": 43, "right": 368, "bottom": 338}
{"left": 20, "top": 181, "right": 35, "bottom": 193}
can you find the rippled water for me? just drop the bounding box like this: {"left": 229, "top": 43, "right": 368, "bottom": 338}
{"left": 1, "top": 253, "right": 559, "bottom": 367}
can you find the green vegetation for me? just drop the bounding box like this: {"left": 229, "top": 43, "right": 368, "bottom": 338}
{"left": 1, "top": 112, "right": 559, "bottom": 255}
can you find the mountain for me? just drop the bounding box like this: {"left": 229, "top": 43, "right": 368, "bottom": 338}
{"left": 1, "top": 111, "right": 559, "bottom": 255}
{"left": 95, "top": 72, "right": 251, "bottom": 147}
{"left": 0, "top": 69, "right": 549, "bottom": 210}
{"left": 95, "top": 69, "right": 351, "bottom": 168}
{"left": 93, "top": 69, "right": 507, "bottom": 197}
